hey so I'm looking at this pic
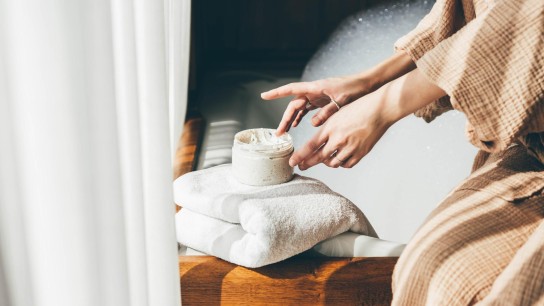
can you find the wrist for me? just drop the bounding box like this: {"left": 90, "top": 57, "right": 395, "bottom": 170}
{"left": 345, "top": 71, "right": 379, "bottom": 100}
{"left": 374, "top": 84, "right": 405, "bottom": 127}
{"left": 376, "top": 69, "right": 447, "bottom": 125}
{"left": 351, "top": 69, "right": 378, "bottom": 90}
{"left": 363, "top": 51, "right": 416, "bottom": 93}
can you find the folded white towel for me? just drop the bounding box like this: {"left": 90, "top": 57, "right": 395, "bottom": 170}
{"left": 174, "top": 164, "right": 377, "bottom": 267}
{"left": 178, "top": 232, "right": 405, "bottom": 257}
{"left": 311, "top": 232, "right": 406, "bottom": 257}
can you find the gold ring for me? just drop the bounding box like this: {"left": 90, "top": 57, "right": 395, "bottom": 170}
{"left": 335, "top": 156, "right": 347, "bottom": 163}
{"left": 330, "top": 98, "right": 341, "bottom": 110}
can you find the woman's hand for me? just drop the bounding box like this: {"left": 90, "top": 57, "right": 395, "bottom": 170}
{"left": 290, "top": 69, "right": 447, "bottom": 170}
{"left": 291, "top": 89, "right": 394, "bottom": 170}
{"left": 261, "top": 74, "right": 375, "bottom": 136}
{"left": 261, "top": 51, "right": 417, "bottom": 136}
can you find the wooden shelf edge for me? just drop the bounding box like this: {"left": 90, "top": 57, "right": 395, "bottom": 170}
{"left": 174, "top": 114, "right": 205, "bottom": 180}
{"left": 179, "top": 255, "right": 398, "bottom": 305}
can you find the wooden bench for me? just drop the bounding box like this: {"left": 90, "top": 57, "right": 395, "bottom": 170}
{"left": 176, "top": 115, "right": 399, "bottom": 305}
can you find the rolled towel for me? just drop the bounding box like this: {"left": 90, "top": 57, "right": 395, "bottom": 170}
{"left": 178, "top": 232, "right": 406, "bottom": 258}
{"left": 174, "top": 164, "right": 377, "bottom": 267}
{"left": 311, "top": 232, "right": 406, "bottom": 257}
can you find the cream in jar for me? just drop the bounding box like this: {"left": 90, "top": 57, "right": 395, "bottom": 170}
{"left": 232, "top": 128, "right": 294, "bottom": 186}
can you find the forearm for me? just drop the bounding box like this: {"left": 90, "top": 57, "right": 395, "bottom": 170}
{"left": 353, "top": 51, "right": 416, "bottom": 92}
{"left": 377, "top": 68, "right": 447, "bottom": 125}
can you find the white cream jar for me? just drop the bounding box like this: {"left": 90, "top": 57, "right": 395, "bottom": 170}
{"left": 232, "top": 128, "right": 294, "bottom": 186}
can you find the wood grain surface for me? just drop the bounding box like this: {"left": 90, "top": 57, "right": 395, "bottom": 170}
{"left": 174, "top": 114, "right": 399, "bottom": 305}
{"left": 179, "top": 255, "right": 397, "bottom": 306}
{"left": 173, "top": 115, "right": 205, "bottom": 180}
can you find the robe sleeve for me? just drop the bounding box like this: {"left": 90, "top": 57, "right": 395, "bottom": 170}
{"left": 394, "top": 0, "right": 470, "bottom": 122}
{"left": 416, "top": 0, "right": 544, "bottom": 153}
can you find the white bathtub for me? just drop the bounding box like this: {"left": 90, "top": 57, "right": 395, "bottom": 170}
{"left": 194, "top": 1, "right": 477, "bottom": 244}
{"left": 194, "top": 69, "right": 476, "bottom": 244}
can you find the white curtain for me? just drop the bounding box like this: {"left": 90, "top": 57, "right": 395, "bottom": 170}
{"left": 0, "top": 0, "right": 190, "bottom": 305}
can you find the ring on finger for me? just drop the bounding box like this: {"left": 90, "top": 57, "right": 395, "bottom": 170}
{"left": 330, "top": 97, "right": 341, "bottom": 110}
{"left": 330, "top": 150, "right": 346, "bottom": 163}
{"left": 335, "top": 156, "right": 348, "bottom": 164}
{"left": 305, "top": 100, "right": 313, "bottom": 110}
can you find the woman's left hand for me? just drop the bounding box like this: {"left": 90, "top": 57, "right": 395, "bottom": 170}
{"left": 290, "top": 89, "right": 396, "bottom": 170}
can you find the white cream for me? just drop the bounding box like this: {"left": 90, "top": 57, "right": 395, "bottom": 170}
{"left": 232, "top": 128, "right": 294, "bottom": 186}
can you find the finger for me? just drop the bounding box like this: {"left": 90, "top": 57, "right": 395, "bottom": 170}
{"left": 322, "top": 159, "right": 334, "bottom": 168}
{"left": 341, "top": 151, "right": 365, "bottom": 169}
{"left": 308, "top": 96, "right": 332, "bottom": 108}
{"left": 296, "top": 141, "right": 326, "bottom": 170}
{"left": 285, "top": 114, "right": 296, "bottom": 133}
{"left": 276, "top": 97, "right": 307, "bottom": 136}
{"left": 304, "top": 100, "right": 318, "bottom": 111}
{"left": 292, "top": 109, "right": 308, "bottom": 128}
{"left": 323, "top": 155, "right": 339, "bottom": 168}
{"left": 329, "top": 148, "right": 355, "bottom": 168}
{"left": 323, "top": 156, "right": 340, "bottom": 168}
{"left": 342, "top": 141, "right": 378, "bottom": 168}
{"left": 261, "top": 82, "right": 312, "bottom": 100}
{"left": 311, "top": 102, "right": 341, "bottom": 127}
{"left": 290, "top": 132, "right": 328, "bottom": 167}
{"left": 298, "top": 143, "right": 338, "bottom": 170}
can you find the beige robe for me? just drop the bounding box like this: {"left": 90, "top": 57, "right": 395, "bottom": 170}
{"left": 396, "top": 0, "right": 544, "bottom": 159}
{"left": 391, "top": 0, "right": 544, "bottom": 304}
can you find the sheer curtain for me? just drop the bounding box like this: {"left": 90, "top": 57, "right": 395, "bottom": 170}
{"left": 0, "top": 0, "right": 190, "bottom": 305}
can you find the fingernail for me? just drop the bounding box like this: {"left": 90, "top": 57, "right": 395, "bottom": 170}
{"left": 289, "top": 158, "right": 296, "bottom": 167}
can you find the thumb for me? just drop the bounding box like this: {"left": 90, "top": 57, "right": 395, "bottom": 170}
{"left": 311, "top": 102, "right": 340, "bottom": 127}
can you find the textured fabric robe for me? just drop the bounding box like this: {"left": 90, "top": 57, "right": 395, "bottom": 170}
{"left": 391, "top": 0, "right": 544, "bottom": 304}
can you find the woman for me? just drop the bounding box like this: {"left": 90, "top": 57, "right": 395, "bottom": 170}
{"left": 262, "top": 0, "right": 543, "bottom": 304}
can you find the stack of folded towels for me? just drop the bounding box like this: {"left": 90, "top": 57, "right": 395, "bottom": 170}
{"left": 175, "top": 164, "right": 396, "bottom": 268}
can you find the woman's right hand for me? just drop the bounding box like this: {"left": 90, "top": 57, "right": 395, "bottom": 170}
{"left": 260, "top": 74, "right": 376, "bottom": 136}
